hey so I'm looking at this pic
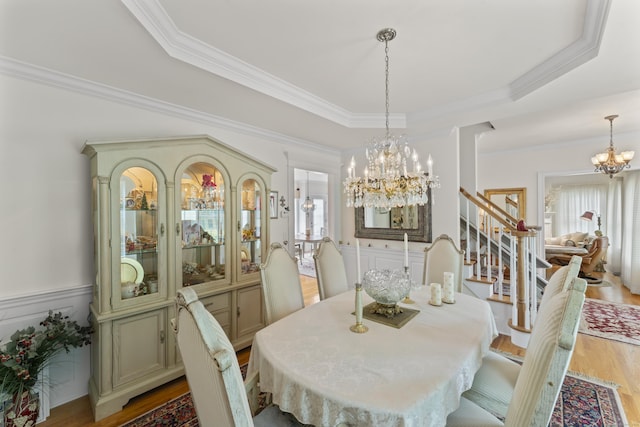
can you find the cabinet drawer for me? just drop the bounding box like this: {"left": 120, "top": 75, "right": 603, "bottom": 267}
{"left": 201, "top": 293, "right": 230, "bottom": 313}
{"left": 201, "top": 293, "right": 231, "bottom": 329}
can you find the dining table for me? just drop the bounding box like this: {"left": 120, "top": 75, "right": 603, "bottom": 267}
{"left": 247, "top": 286, "right": 498, "bottom": 427}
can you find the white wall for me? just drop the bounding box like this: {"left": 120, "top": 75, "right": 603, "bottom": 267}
{"left": 477, "top": 132, "right": 640, "bottom": 229}
{"left": 0, "top": 73, "right": 342, "bottom": 411}
{"left": 0, "top": 74, "right": 341, "bottom": 299}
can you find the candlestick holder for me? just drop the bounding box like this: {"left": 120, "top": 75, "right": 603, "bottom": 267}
{"left": 401, "top": 266, "right": 415, "bottom": 304}
{"left": 350, "top": 283, "right": 369, "bottom": 333}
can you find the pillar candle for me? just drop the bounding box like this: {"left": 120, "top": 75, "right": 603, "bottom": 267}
{"left": 430, "top": 283, "right": 442, "bottom": 306}
{"left": 404, "top": 233, "right": 409, "bottom": 268}
{"left": 356, "top": 239, "right": 361, "bottom": 283}
{"left": 443, "top": 272, "right": 455, "bottom": 303}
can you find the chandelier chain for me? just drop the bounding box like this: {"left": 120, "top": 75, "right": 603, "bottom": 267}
{"left": 384, "top": 39, "right": 390, "bottom": 137}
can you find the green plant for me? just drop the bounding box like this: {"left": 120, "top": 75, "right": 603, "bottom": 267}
{"left": 0, "top": 311, "right": 93, "bottom": 397}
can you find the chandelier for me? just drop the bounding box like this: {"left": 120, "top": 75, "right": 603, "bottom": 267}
{"left": 301, "top": 171, "right": 315, "bottom": 213}
{"left": 344, "top": 28, "right": 439, "bottom": 209}
{"left": 591, "top": 115, "right": 634, "bottom": 178}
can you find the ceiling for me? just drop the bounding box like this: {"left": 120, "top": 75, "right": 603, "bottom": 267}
{"left": 1, "top": 0, "right": 639, "bottom": 153}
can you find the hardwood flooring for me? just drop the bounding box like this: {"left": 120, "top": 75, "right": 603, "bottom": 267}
{"left": 39, "top": 271, "right": 639, "bottom": 427}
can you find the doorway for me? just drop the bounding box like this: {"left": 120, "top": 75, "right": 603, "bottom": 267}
{"left": 294, "top": 168, "right": 328, "bottom": 258}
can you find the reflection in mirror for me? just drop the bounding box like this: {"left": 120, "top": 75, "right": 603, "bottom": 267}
{"left": 355, "top": 190, "right": 432, "bottom": 242}
{"left": 363, "top": 206, "right": 419, "bottom": 230}
{"left": 483, "top": 187, "right": 526, "bottom": 221}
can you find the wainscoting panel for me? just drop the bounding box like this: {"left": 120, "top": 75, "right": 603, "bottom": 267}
{"left": 0, "top": 285, "right": 93, "bottom": 419}
{"left": 341, "top": 245, "right": 425, "bottom": 286}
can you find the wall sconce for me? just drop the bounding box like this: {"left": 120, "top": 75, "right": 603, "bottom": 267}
{"left": 279, "top": 195, "right": 289, "bottom": 212}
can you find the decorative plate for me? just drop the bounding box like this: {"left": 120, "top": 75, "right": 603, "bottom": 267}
{"left": 121, "top": 257, "right": 144, "bottom": 284}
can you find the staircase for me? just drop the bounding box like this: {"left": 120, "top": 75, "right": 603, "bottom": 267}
{"left": 459, "top": 187, "right": 551, "bottom": 348}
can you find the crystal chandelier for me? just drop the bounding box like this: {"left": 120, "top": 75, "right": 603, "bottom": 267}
{"left": 591, "top": 115, "right": 634, "bottom": 178}
{"left": 301, "top": 171, "right": 315, "bottom": 213}
{"left": 344, "top": 28, "right": 439, "bottom": 209}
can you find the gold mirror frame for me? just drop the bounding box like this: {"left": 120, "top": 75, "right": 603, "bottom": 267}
{"left": 483, "top": 187, "right": 527, "bottom": 220}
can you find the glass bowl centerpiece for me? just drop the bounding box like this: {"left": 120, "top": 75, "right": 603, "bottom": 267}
{"left": 361, "top": 268, "right": 411, "bottom": 318}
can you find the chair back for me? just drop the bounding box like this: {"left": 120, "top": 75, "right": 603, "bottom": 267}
{"left": 423, "top": 234, "right": 465, "bottom": 291}
{"left": 174, "top": 288, "right": 253, "bottom": 427}
{"left": 504, "top": 277, "right": 587, "bottom": 427}
{"left": 581, "top": 236, "right": 609, "bottom": 275}
{"left": 313, "top": 237, "right": 349, "bottom": 299}
{"left": 260, "top": 242, "right": 305, "bottom": 324}
{"left": 539, "top": 255, "right": 582, "bottom": 307}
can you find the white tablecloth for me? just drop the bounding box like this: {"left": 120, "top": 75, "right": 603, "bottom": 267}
{"left": 248, "top": 287, "right": 498, "bottom": 427}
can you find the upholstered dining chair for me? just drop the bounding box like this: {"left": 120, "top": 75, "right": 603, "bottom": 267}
{"left": 173, "top": 288, "right": 304, "bottom": 427}
{"left": 313, "top": 237, "right": 349, "bottom": 300}
{"left": 260, "top": 242, "right": 305, "bottom": 324}
{"left": 449, "top": 277, "right": 587, "bottom": 426}
{"left": 423, "top": 234, "right": 465, "bottom": 291}
{"left": 462, "top": 255, "right": 583, "bottom": 417}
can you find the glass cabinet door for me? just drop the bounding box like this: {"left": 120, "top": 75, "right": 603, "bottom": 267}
{"left": 179, "top": 162, "right": 226, "bottom": 287}
{"left": 240, "top": 178, "right": 262, "bottom": 276}
{"left": 119, "top": 167, "right": 160, "bottom": 300}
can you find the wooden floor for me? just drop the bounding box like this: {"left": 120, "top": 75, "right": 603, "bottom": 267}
{"left": 39, "top": 271, "right": 639, "bottom": 427}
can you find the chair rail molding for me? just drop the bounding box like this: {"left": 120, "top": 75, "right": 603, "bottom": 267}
{"left": 0, "top": 284, "right": 93, "bottom": 417}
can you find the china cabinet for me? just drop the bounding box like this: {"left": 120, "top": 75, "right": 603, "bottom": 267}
{"left": 82, "top": 135, "right": 274, "bottom": 421}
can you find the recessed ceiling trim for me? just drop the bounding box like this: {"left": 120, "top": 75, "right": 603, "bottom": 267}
{"left": 410, "top": 0, "right": 610, "bottom": 124}
{"left": 0, "top": 55, "right": 341, "bottom": 155}
{"left": 509, "top": 0, "right": 611, "bottom": 100}
{"left": 121, "top": 0, "right": 406, "bottom": 130}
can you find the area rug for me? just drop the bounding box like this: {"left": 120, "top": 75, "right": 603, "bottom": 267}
{"left": 298, "top": 256, "right": 316, "bottom": 277}
{"left": 579, "top": 298, "right": 640, "bottom": 346}
{"left": 119, "top": 366, "right": 627, "bottom": 426}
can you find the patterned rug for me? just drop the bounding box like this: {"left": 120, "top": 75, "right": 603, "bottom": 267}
{"left": 298, "top": 256, "right": 316, "bottom": 277}
{"left": 579, "top": 298, "right": 640, "bottom": 346}
{"left": 119, "top": 366, "right": 627, "bottom": 426}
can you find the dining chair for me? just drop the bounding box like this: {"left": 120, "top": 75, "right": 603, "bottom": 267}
{"left": 448, "top": 277, "right": 587, "bottom": 426}
{"left": 260, "top": 242, "right": 305, "bottom": 324}
{"left": 462, "top": 254, "right": 583, "bottom": 417}
{"left": 313, "top": 237, "right": 349, "bottom": 300}
{"left": 423, "top": 234, "right": 465, "bottom": 291}
{"left": 173, "top": 288, "right": 304, "bottom": 427}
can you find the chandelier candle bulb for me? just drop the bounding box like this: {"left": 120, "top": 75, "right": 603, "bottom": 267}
{"left": 443, "top": 272, "right": 455, "bottom": 303}
{"left": 430, "top": 283, "right": 442, "bottom": 306}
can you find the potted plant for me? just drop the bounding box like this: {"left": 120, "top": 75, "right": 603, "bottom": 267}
{"left": 0, "top": 311, "right": 92, "bottom": 427}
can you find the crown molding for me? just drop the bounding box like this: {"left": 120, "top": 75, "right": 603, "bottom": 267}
{"left": 0, "top": 56, "right": 341, "bottom": 155}
{"left": 121, "top": 0, "right": 405, "bottom": 130}
{"left": 508, "top": 0, "right": 610, "bottom": 100}
{"left": 121, "top": 0, "right": 608, "bottom": 131}
{"left": 409, "top": 0, "right": 609, "bottom": 124}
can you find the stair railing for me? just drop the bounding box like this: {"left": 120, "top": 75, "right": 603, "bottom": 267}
{"left": 460, "top": 187, "right": 539, "bottom": 345}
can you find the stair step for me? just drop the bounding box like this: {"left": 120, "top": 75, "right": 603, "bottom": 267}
{"left": 487, "top": 294, "right": 512, "bottom": 305}
{"left": 466, "top": 275, "right": 495, "bottom": 285}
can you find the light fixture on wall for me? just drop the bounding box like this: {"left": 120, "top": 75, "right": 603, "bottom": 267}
{"left": 591, "top": 115, "right": 634, "bottom": 178}
{"left": 301, "top": 172, "right": 315, "bottom": 213}
{"left": 343, "top": 28, "right": 439, "bottom": 209}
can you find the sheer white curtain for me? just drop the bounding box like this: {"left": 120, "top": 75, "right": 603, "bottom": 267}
{"left": 555, "top": 185, "right": 607, "bottom": 236}
{"left": 621, "top": 171, "right": 640, "bottom": 294}
{"left": 606, "top": 178, "right": 623, "bottom": 274}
